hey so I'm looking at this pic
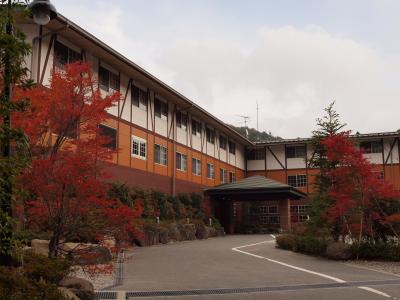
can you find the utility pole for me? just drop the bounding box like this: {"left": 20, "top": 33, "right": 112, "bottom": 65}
{"left": 256, "top": 101, "right": 259, "bottom": 142}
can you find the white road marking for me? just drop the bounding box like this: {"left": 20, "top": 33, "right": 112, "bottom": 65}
{"left": 232, "top": 238, "right": 394, "bottom": 298}
{"left": 358, "top": 287, "right": 391, "bottom": 298}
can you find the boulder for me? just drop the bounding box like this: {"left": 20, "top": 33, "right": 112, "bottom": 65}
{"left": 326, "top": 242, "right": 353, "bottom": 260}
{"left": 74, "top": 246, "right": 112, "bottom": 265}
{"left": 216, "top": 228, "right": 225, "bottom": 236}
{"left": 59, "top": 276, "right": 95, "bottom": 300}
{"left": 159, "top": 227, "right": 170, "bottom": 244}
{"left": 195, "top": 224, "right": 209, "bottom": 239}
{"left": 168, "top": 223, "right": 182, "bottom": 242}
{"left": 144, "top": 227, "right": 160, "bottom": 246}
{"left": 207, "top": 226, "right": 217, "bottom": 237}
{"left": 31, "top": 239, "right": 49, "bottom": 256}
{"left": 58, "top": 287, "right": 80, "bottom": 300}
{"left": 179, "top": 224, "right": 196, "bottom": 240}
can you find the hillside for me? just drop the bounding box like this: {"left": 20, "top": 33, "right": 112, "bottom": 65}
{"left": 229, "top": 125, "right": 282, "bottom": 142}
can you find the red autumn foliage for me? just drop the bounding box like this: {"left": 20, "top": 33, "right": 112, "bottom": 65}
{"left": 322, "top": 133, "right": 400, "bottom": 240}
{"left": 13, "top": 62, "right": 142, "bottom": 258}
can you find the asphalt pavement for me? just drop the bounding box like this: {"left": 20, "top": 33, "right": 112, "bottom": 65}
{"left": 107, "top": 235, "right": 400, "bottom": 299}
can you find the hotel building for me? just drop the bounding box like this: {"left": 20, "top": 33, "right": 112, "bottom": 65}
{"left": 16, "top": 13, "right": 400, "bottom": 233}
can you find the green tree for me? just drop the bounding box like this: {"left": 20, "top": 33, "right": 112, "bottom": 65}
{"left": 308, "top": 102, "right": 346, "bottom": 238}
{"left": 0, "top": 2, "right": 32, "bottom": 265}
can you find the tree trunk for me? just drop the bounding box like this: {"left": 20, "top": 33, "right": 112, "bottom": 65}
{"left": 48, "top": 230, "right": 61, "bottom": 258}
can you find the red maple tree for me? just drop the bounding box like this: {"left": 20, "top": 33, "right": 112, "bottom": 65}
{"left": 323, "top": 133, "right": 400, "bottom": 242}
{"left": 13, "top": 62, "right": 141, "bottom": 258}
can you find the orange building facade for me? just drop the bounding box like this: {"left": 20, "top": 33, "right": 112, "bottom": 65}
{"left": 17, "top": 14, "right": 400, "bottom": 231}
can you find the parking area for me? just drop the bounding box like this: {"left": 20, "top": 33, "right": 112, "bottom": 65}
{"left": 109, "top": 235, "right": 400, "bottom": 299}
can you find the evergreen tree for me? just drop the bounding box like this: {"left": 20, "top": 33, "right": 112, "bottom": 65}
{"left": 308, "top": 102, "right": 346, "bottom": 238}
{"left": 0, "top": 2, "right": 32, "bottom": 265}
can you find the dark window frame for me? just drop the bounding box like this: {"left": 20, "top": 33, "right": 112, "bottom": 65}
{"left": 155, "top": 98, "right": 168, "bottom": 120}
{"left": 99, "top": 124, "right": 117, "bottom": 150}
{"left": 219, "top": 135, "right": 227, "bottom": 150}
{"left": 176, "top": 111, "right": 187, "bottom": 130}
{"left": 99, "top": 65, "right": 119, "bottom": 92}
{"left": 360, "top": 141, "right": 383, "bottom": 154}
{"left": 229, "top": 141, "right": 236, "bottom": 155}
{"left": 206, "top": 127, "right": 215, "bottom": 144}
{"left": 54, "top": 40, "right": 81, "bottom": 68}
{"left": 286, "top": 145, "right": 306, "bottom": 158}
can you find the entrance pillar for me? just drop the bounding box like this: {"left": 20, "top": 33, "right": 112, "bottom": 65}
{"left": 279, "top": 199, "right": 291, "bottom": 231}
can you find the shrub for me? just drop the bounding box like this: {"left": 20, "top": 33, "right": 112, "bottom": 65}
{"left": 0, "top": 251, "right": 71, "bottom": 300}
{"left": 326, "top": 242, "right": 353, "bottom": 260}
{"left": 0, "top": 267, "right": 67, "bottom": 300}
{"left": 276, "top": 234, "right": 298, "bottom": 250}
{"left": 21, "top": 251, "right": 72, "bottom": 284}
{"left": 294, "top": 235, "right": 328, "bottom": 255}
{"left": 351, "top": 242, "right": 400, "bottom": 261}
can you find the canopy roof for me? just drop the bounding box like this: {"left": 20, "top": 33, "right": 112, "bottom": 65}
{"left": 205, "top": 176, "right": 307, "bottom": 200}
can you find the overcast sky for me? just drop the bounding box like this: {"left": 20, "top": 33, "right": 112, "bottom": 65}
{"left": 52, "top": 0, "right": 400, "bottom": 138}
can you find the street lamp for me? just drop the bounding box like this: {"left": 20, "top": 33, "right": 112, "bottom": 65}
{"left": 29, "top": 0, "right": 58, "bottom": 25}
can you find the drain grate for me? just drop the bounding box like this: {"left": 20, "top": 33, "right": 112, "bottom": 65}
{"left": 96, "top": 278, "right": 400, "bottom": 299}
{"left": 96, "top": 291, "right": 117, "bottom": 299}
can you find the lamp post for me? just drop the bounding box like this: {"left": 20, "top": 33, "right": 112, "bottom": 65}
{"left": 1, "top": 0, "right": 57, "bottom": 265}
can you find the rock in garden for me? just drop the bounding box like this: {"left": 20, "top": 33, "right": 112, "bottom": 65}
{"left": 59, "top": 276, "right": 95, "bottom": 300}
{"left": 159, "top": 227, "right": 170, "bottom": 244}
{"left": 57, "top": 287, "right": 79, "bottom": 300}
{"left": 31, "top": 239, "right": 49, "bottom": 256}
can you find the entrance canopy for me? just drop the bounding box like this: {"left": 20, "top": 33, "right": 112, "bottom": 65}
{"left": 204, "top": 175, "right": 306, "bottom": 201}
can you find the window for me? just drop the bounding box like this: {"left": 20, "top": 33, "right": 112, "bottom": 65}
{"left": 176, "top": 152, "right": 187, "bottom": 171}
{"left": 132, "top": 85, "right": 147, "bottom": 111}
{"left": 290, "top": 205, "right": 310, "bottom": 223}
{"left": 287, "top": 174, "right": 307, "bottom": 187}
{"left": 132, "top": 136, "right": 146, "bottom": 159}
{"left": 220, "top": 168, "right": 227, "bottom": 183}
{"left": 99, "top": 66, "right": 119, "bottom": 92}
{"left": 154, "top": 144, "right": 168, "bottom": 166}
{"left": 192, "top": 158, "right": 201, "bottom": 176}
{"left": 219, "top": 135, "right": 227, "bottom": 150}
{"left": 290, "top": 205, "right": 310, "bottom": 214}
{"left": 154, "top": 98, "right": 168, "bottom": 120}
{"left": 360, "top": 141, "right": 382, "bottom": 154}
{"left": 246, "top": 149, "right": 265, "bottom": 160}
{"left": 176, "top": 111, "right": 187, "bottom": 130}
{"left": 206, "top": 127, "right": 215, "bottom": 144}
{"left": 259, "top": 204, "right": 280, "bottom": 224}
{"left": 229, "top": 171, "right": 236, "bottom": 183}
{"left": 229, "top": 141, "right": 236, "bottom": 155}
{"left": 286, "top": 145, "right": 306, "bottom": 158}
{"left": 54, "top": 40, "right": 81, "bottom": 68}
{"left": 206, "top": 163, "right": 215, "bottom": 179}
{"left": 192, "top": 119, "right": 202, "bottom": 136}
{"left": 374, "top": 171, "right": 384, "bottom": 180}
{"left": 99, "top": 124, "right": 117, "bottom": 150}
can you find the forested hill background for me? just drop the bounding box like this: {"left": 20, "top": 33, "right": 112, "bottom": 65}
{"left": 229, "top": 125, "right": 282, "bottom": 142}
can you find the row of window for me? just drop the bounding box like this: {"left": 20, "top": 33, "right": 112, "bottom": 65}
{"left": 54, "top": 41, "right": 237, "bottom": 155}
{"left": 247, "top": 140, "right": 384, "bottom": 161}
{"left": 99, "top": 125, "right": 235, "bottom": 181}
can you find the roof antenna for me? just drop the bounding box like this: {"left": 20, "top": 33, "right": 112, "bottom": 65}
{"left": 237, "top": 115, "right": 250, "bottom": 138}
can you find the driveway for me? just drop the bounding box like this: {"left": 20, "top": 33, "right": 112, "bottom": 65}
{"left": 109, "top": 235, "right": 400, "bottom": 299}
